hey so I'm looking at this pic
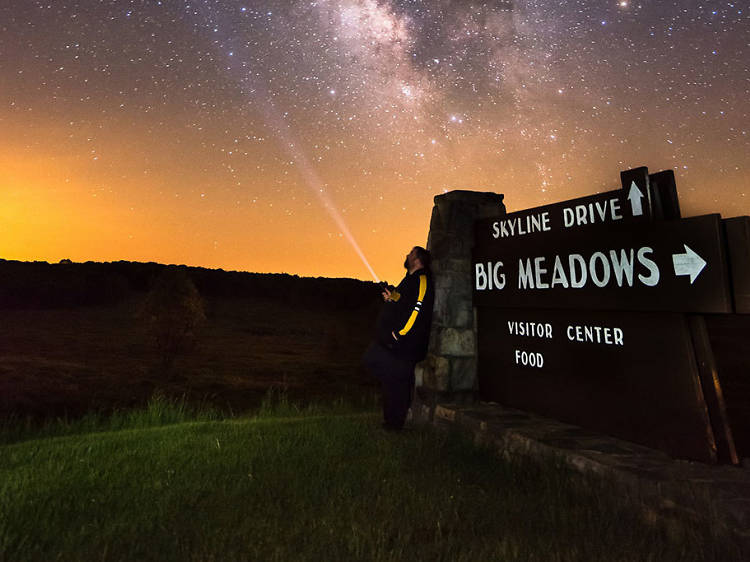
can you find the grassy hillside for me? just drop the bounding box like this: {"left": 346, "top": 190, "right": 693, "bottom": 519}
{"left": 0, "top": 398, "right": 741, "bottom": 562}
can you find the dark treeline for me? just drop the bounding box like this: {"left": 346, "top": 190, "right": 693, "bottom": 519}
{"left": 0, "top": 259, "right": 381, "bottom": 310}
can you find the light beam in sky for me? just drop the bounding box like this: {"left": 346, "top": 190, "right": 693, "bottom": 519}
{"left": 189, "top": 2, "right": 381, "bottom": 281}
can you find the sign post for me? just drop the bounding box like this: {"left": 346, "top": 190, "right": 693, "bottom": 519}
{"left": 473, "top": 167, "right": 742, "bottom": 463}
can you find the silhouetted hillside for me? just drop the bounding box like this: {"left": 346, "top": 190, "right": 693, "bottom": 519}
{"left": 0, "top": 259, "right": 381, "bottom": 311}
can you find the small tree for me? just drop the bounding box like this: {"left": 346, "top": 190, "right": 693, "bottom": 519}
{"left": 138, "top": 267, "right": 206, "bottom": 374}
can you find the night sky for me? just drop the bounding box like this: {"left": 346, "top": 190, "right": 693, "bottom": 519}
{"left": 1, "top": 1, "right": 748, "bottom": 282}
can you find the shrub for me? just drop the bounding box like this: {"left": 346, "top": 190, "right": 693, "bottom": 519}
{"left": 137, "top": 267, "right": 206, "bottom": 373}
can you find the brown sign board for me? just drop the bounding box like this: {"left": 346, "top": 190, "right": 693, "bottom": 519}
{"left": 474, "top": 185, "right": 651, "bottom": 246}
{"left": 723, "top": 216, "right": 750, "bottom": 314}
{"left": 473, "top": 214, "right": 733, "bottom": 314}
{"left": 477, "top": 307, "right": 717, "bottom": 462}
{"left": 704, "top": 313, "right": 750, "bottom": 461}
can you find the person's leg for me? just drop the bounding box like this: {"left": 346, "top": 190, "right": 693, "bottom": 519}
{"left": 363, "top": 342, "right": 399, "bottom": 427}
{"left": 384, "top": 360, "right": 416, "bottom": 429}
{"left": 363, "top": 342, "right": 417, "bottom": 430}
{"left": 406, "top": 368, "right": 416, "bottom": 421}
{"left": 362, "top": 341, "right": 386, "bottom": 376}
{"left": 381, "top": 373, "right": 401, "bottom": 428}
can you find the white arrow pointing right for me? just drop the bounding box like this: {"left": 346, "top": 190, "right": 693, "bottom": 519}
{"left": 672, "top": 244, "right": 707, "bottom": 284}
{"left": 627, "top": 181, "right": 644, "bottom": 217}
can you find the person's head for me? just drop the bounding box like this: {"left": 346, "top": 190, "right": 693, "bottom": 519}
{"left": 404, "top": 246, "right": 431, "bottom": 273}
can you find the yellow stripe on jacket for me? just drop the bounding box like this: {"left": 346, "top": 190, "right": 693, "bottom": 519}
{"left": 398, "top": 274, "right": 427, "bottom": 336}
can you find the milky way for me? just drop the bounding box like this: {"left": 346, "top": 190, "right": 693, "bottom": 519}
{"left": 1, "top": 1, "right": 748, "bottom": 280}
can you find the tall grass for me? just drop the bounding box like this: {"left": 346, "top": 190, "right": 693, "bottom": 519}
{"left": 0, "top": 392, "right": 223, "bottom": 445}
{"left": 254, "top": 386, "right": 378, "bottom": 419}
{"left": 0, "top": 389, "right": 379, "bottom": 446}
{"left": 0, "top": 398, "right": 743, "bottom": 562}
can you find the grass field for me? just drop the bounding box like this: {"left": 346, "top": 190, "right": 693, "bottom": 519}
{"left": 0, "top": 396, "right": 743, "bottom": 562}
{"left": 0, "top": 293, "right": 379, "bottom": 419}
{"left": 1, "top": 286, "right": 745, "bottom": 560}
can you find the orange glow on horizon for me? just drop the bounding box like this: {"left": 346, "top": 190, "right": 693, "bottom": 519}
{"left": 2, "top": 2, "right": 747, "bottom": 282}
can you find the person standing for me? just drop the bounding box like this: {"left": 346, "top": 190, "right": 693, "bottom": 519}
{"left": 364, "top": 246, "right": 434, "bottom": 430}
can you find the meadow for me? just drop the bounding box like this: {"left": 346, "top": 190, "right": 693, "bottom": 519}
{"left": 0, "top": 288, "right": 380, "bottom": 419}
{"left": 0, "top": 266, "right": 745, "bottom": 560}
{"left": 1, "top": 395, "right": 743, "bottom": 562}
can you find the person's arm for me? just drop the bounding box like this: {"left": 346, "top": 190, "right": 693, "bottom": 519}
{"left": 392, "top": 274, "right": 428, "bottom": 341}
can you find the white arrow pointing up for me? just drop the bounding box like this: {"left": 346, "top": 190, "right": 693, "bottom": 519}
{"left": 672, "top": 244, "right": 707, "bottom": 284}
{"left": 627, "top": 181, "right": 644, "bottom": 216}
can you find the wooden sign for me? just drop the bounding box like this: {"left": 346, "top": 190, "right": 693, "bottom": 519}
{"left": 474, "top": 170, "right": 652, "bottom": 246}
{"left": 473, "top": 214, "right": 732, "bottom": 314}
{"left": 472, "top": 166, "right": 741, "bottom": 463}
{"left": 723, "top": 216, "right": 750, "bottom": 313}
{"left": 477, "top": 307, "right": 717, "bottom": 462}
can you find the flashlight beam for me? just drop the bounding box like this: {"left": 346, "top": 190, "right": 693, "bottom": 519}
{"left": 184, "top": 4, "right": 381, "bottom": 282}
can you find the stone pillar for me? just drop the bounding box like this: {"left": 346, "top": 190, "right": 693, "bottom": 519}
{"left": 415, "top": 190, "right": 506, "bottom": 418}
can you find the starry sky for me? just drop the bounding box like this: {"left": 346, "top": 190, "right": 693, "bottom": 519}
{"left": 1, "top": 1, "right": 748, "bottom": 282}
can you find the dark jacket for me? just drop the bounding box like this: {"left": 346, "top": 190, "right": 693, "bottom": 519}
{"left": 376, "top": 268, "right": 434, "bottom": 362}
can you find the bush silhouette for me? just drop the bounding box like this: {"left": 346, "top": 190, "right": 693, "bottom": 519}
{"left": 137, "top": 267, "right": 206, "bottom": 374}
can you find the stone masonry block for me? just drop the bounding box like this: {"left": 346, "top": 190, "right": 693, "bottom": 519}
{"left": 432, "top": 287, "right": 451, "bottom": 327}
{"left": 427, "top": 231, "right": 473, "bottom": 259}
{"left": 445, "top": 206, "right": 477, "bottom": 236}
{"left": 477, "top": 198, "right": 507, "bottom": 219}
{"left": 436, "top": 270, "right": 473, "bottom": 299}
{"left": 428, "top": 205, "right": 448, "bottom": 237}
{"left": 450, "top": 357, "right": 478, "bottom": 391}
{"left": 433, "top": 192, "right": 505, "bottom": 232}
{"left": 424, "top": 190, "right": 505, "bottom": 401}
{"left": 432, "top": 258, "right": 472, "bottom": 275}
{"left": 433, "top": 293, "right": 472, "bottom": 329}
{"left": 416, "top": 353, "right": 450, "bottom": 391}
{"left": 434, "top": 190, "right": 504, "bottom": 207}
{"left": 448, "top": 301, "right": 474, "bottom": 329}
{"left": 437, "top": 327, "right": 475, "bottom": 357}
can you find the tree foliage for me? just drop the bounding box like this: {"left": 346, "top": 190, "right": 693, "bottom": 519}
{"left": 137, "top": 267, "right": 206, "bottom": 373}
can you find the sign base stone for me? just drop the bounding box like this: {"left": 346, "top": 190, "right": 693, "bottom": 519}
{"left": 417, "top": 190, "right": 505, "bottom": 403}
